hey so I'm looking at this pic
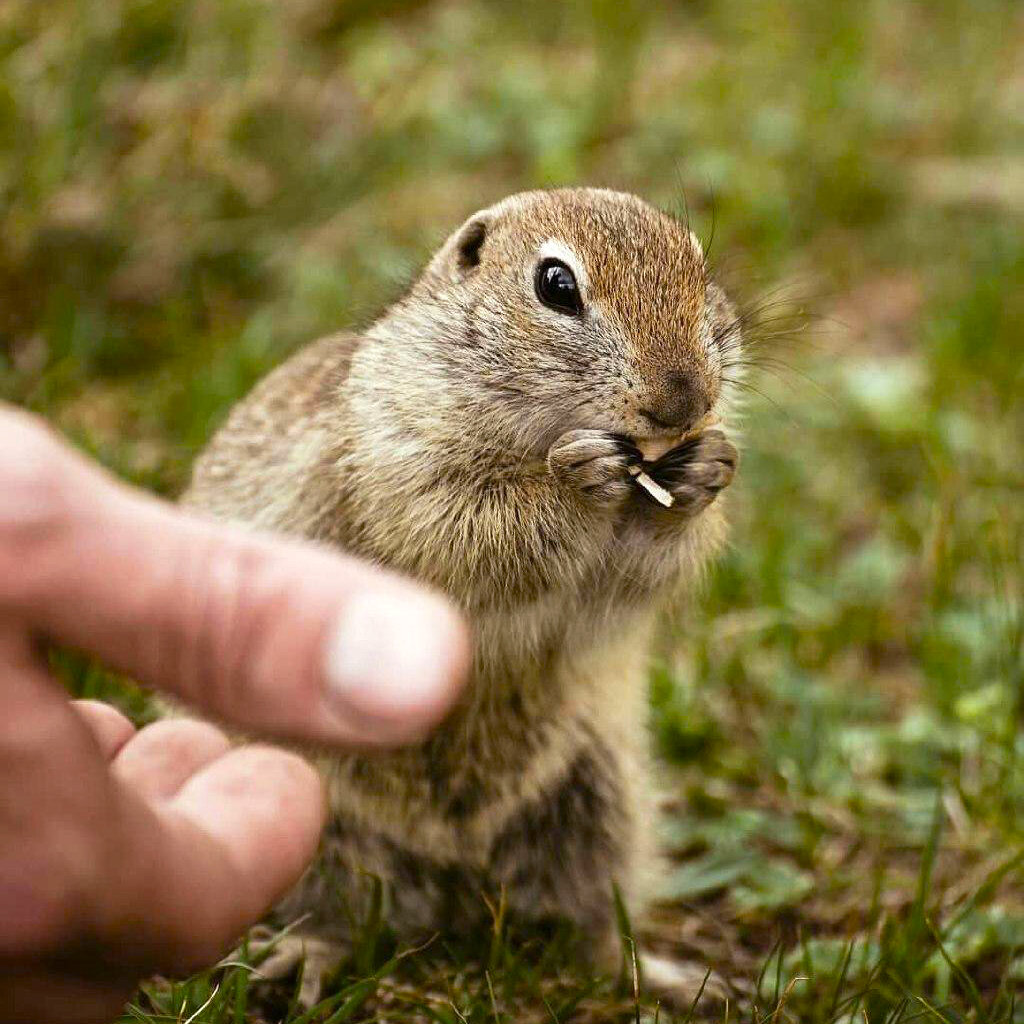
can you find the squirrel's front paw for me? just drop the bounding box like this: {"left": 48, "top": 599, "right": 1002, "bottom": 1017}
{"left": 548, "top": 429, "right": 637, "bottom": 508}
{"left": 644, "top": 429, "right": 738, "bottom": 515}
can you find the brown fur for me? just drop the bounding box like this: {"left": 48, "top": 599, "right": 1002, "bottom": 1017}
{"left": 184, "top": 188, "right": 741, "bottom": 999}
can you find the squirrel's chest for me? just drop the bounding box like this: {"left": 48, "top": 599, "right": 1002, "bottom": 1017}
{"left": 319, "top": 604, "right": 655, "bottom": 863}
{"left": 323, "top": 667, "right": 650, "bottom": 866}
{"left": 323, "top": 696, "right": 581, "bottom": 854}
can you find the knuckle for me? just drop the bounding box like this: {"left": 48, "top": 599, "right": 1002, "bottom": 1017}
{"left": 128, "top": 718, "right": 230, "bottom": 761}
{"left": 186, "top": 539, "right": 282, "bottom": 713}
{"left": 244, "top": 744, "right": 317, "bottom": 786}
{"left": 207, "top": 746, "right": 322, "bottom": 814}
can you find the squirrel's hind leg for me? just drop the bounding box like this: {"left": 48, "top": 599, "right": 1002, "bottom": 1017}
{"left": 235, "top": 926, "right": 348, "bottom": 1009}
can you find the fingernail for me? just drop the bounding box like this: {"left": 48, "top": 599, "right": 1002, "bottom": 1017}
{"left": 323, "top": 591, "right": 466, "bottom": 739}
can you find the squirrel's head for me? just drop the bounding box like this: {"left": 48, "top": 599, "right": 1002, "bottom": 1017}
{"left": 392, "top": 188, "right": 740, "bottom": 453}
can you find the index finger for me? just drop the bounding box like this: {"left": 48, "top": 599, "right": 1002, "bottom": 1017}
{"left": 0, "top": 407, "right": 470, "bottom": 747}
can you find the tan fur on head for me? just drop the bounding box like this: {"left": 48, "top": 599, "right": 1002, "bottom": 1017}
{"left": 381, "top": 188, "right": 737, "bottom": 458}
{"left": 183, "top": 188, "right": 742, "bottom": 1006}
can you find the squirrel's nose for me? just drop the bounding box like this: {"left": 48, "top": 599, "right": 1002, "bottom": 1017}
{"left": 639, "top": 374, "right": 710, "bottom": 431}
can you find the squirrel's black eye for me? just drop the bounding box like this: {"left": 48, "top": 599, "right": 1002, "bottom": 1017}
{"left": 534, "top": 258, "right": 582, "bottom": 315}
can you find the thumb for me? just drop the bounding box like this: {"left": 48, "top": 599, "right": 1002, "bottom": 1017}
{"left": 0, "top": 407, "right": 470, "bottom": 746}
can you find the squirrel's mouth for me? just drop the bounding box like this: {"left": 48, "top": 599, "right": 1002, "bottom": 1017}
{"left": 633, "top": 433, "right": 687, "bottom": 463}
{"left": 631, "top": 413, "right": 720, "bottom": 463}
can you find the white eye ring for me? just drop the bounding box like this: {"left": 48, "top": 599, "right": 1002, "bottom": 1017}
{"left": 534, "top": 238, "right": 588, "bottom": 297}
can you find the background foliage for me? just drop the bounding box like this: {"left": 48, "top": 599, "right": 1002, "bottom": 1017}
{"left": 2, "top": 0, "right": 1022, "bottom": 1020}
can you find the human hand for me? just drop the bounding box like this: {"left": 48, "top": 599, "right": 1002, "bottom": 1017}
{"left": 0, "top": 405, "right": 470, "bottom": 1023}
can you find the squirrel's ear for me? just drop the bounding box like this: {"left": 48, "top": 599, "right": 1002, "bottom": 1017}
{"left": 452, "top": 212, "right": 493, "bottom": 272}
{"left": 429, "top": 207, "right": 498, "bottom": 282}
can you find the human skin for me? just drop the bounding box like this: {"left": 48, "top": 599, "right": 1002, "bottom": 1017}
{"left": 0, "top": 404, "right": 470, "bottom": 1024}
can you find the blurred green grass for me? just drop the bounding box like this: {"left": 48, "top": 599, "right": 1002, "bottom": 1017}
{"left": 2, "top": 0, "right": 1023, "bottom": 1020}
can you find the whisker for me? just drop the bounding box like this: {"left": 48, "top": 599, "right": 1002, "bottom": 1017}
{"left": 720, "top": 376, "right": 797, "bottom": 422}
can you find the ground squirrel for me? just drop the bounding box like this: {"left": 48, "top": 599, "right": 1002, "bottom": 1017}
{"left": 184, "top": 188, "right": 741, "bottom": 1004}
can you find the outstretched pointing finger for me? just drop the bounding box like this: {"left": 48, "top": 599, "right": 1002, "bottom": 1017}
{"left": 0, "top": 406, "right": 470, "bottom": 747}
